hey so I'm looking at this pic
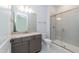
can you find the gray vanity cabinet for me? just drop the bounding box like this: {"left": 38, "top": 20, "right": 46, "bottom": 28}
{"left": 30, "top": 35, "right": 41, "bottom": 53}
{"left": 10, "top": 34, "right": 42, "bottom": 53}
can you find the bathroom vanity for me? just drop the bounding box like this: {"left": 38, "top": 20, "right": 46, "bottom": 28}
{"left": 10, "top": 32, "right": 42, "bottom": 53}
{"left": 10, "top": 6, "right": 40, "bottom": 53}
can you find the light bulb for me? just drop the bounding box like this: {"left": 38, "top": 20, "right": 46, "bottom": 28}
{"left": 29, "top": 8, "right": 33, "bottom": 13}
{"left": 25, "top": 6, "right": 29, "bottom": 13}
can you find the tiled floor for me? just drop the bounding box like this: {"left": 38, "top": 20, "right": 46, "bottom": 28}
{"left": 40, "top": 42, "right": 71, "bottom": 53}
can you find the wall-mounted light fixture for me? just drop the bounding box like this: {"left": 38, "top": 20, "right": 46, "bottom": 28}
{"left": 16, "top": 5, "right": 34, "bottom": 13}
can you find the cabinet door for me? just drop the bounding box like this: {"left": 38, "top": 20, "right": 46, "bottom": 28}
{"left": 11, "top": 38, "right": 29, "bottom": 53}
{"left": 30, "top": 35, "right": 42, "bottom": 53}
{"left": 22, "top": 37, "right": 31, "bottom": 53}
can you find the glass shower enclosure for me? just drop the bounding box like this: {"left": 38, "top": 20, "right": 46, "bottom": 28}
{"left": 50, "top": 7, "right": 79, "bottom": 52}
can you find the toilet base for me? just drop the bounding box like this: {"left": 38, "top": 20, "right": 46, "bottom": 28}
{"left": 42, "top": 39, "right": 52, "bottom": 48}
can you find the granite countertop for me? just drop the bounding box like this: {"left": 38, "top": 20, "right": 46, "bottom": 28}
{"left": 11, "top": 32, "right": 41, "bottom": 39}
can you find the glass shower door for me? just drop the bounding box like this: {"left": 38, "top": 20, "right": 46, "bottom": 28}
{"left": 50, "top": 15, "right": 65, "bottom": 47}
{"left": 60, "top": 8, "right": 79, "bottom": 52}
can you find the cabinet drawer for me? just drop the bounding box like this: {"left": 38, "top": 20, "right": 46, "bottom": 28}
{"left": 10, "top": 38, "right": 23, "bottom": 44}
{"left": 12, "top": 44, "right": 29, "bottom": 53}
{"left": 22, "top": 37, "right": 31, "bottom": 42}
{"left": 35, "top": 35, "right": 42, "bottom": 39}
{"left": 11, "top": 40, "right": 29, "bottom": 53}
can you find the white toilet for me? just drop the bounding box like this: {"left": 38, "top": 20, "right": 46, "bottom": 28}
{"left": 42, "top": 33, "right": 52, "bottom": 49}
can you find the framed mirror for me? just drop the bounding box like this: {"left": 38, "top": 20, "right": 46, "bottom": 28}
{"left": 14, "top": 12, "right": 28, "bottom": 32}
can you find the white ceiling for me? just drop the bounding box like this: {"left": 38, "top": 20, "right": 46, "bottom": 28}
{"left": 48, "top": 5, "right": 79, "bottom": 16}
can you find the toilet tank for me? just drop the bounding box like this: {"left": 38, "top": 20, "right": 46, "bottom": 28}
{"left": 42, "top": 33, "right": 48, "bottom": 39}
